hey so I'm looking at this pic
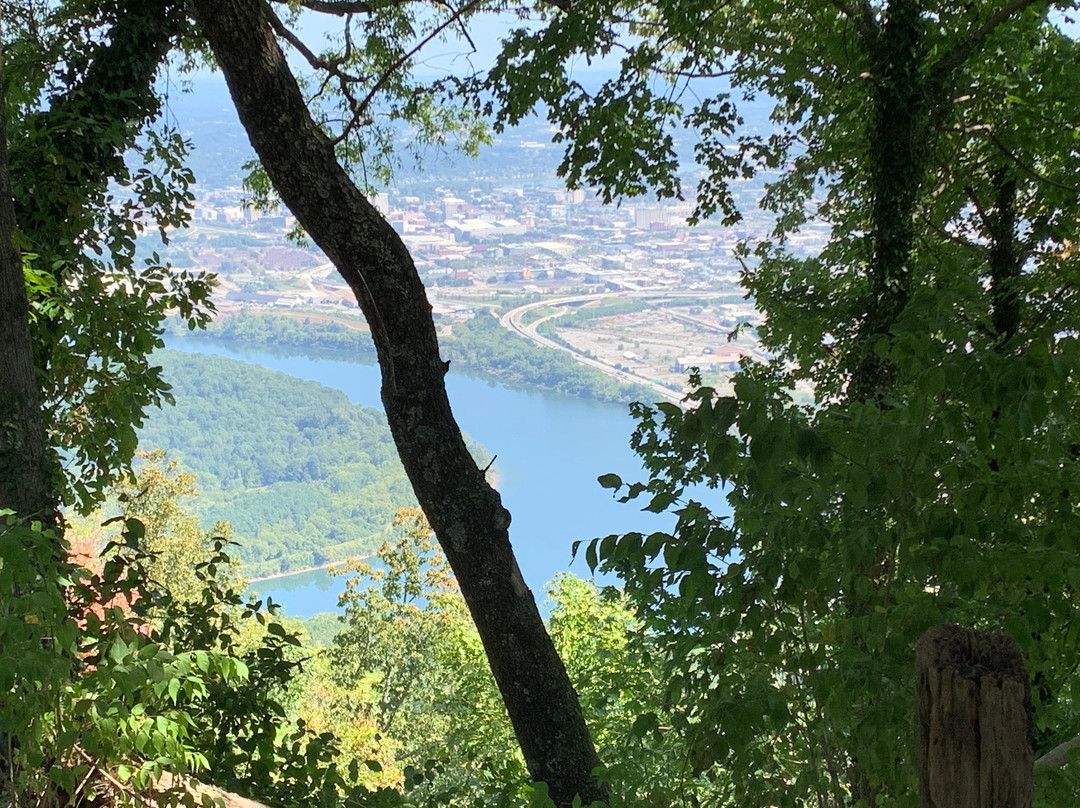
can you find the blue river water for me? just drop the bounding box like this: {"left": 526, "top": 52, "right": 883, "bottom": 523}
{"left": 165, "top": 337, "right": 727, "bottom": 617}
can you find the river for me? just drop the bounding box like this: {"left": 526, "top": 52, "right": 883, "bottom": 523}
{"left": 165, "top": 337, "right": 725, "bottom": 617}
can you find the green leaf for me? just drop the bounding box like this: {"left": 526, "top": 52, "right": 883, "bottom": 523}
{"left": 631, "top": 712, "right": 660, "bottom": 738}
{"left": 645, "top": 491, "right": 676, "bottom": 513}
{"left": 597, "top": 473, "right": 623, "bottom": 490}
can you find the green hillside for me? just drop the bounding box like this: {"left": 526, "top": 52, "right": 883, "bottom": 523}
{"left": 139, "top": 350, "right": 415, "bottom": 578}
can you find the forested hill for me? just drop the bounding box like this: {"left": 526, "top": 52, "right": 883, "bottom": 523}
{"left": 441, "top": 311, "right": 655, "bottom": 403}
{"left": 139, "top": 350, "right": 416, "bottom": 578}
{"left": 197, "top": 310, "right": 378, "bottom": 357}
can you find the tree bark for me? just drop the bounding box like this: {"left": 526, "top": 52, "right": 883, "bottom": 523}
{"left": 985, "top": 168, "right": 1021, "bottom": 342}
{"left": 189, "top": 2, "right": 605, "bottom": 804}
{"left": 916, "top": 624, "right": 1032, "bottom": 808}
{"left": 0, "top": 50, "right": 57, "bottom": 527}
{"left": 850, "top": 0, "right": 929, "bottom": 402}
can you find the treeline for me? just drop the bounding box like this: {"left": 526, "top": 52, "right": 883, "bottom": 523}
{"left": 183, "top": 309, "right": 654, "bottom": 404}
{"left": 191, "top": 310, "right": 378, "bottom": 355}
{"left": 440, "top": 311, "right": 655, "bottom": 404}
{"left": 139, "top": 350, "right": 414, "bottom": 577}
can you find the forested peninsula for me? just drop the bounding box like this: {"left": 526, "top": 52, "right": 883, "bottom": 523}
{"left": 139, "top": 350, "right": 415, "bottom": 578}
{"left": 186, "top": 310, "right": 653, "bottom": 404}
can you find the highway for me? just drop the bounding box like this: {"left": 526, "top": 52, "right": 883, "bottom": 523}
{"left": 499, "top": 290, "right": 733, "bottom": 406}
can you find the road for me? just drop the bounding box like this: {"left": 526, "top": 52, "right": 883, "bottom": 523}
{"left": 499, "top": 290, "right": 732, "bottom": 406}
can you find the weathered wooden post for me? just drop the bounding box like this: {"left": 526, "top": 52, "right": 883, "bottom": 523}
{"left": 916, "top": 623, "right": 1032, "bottom": 808}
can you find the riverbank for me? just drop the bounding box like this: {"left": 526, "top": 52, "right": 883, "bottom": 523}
{"left": 248, "top": 561, "right": 338, "bottom": 584}
{"left": 166, "top": 339, "right": 682, "bottom": 617}
{"left": 179, "top": 309, "right": 653, "bottom": 405}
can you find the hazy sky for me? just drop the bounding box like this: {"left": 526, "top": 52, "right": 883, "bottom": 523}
{"left": 188, "top": 7, "right": 624, "bottom": 81}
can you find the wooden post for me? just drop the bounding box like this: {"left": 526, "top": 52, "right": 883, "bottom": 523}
{"left": 916, "top": 624, "right": 1032, "bottom": 808}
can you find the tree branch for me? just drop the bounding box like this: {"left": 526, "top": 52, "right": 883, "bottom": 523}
{"left": 964, "top": 183, "right": 993, "bottom": 230}
{"left": 278, "top": 0, "right": 375, "bottom": 13}
{"left": 355, "top": 0, "right": 486, "bottom": 115}
{"left": 829, "top": 0, "right": 878, "bottom": 40}
{"left": 986, "top": 128, "right": 1080, "bottom": 193}
{"left": 1035, "top": 733, "right": 1080, "bottom": 768}
{"left": 265, "top": 3, "right": 364, "bottom": 84}
{"left": 265, "top": 3, "right": 376, "bottom": 144}
{"left": 930, "top": 0, "right": 1053, "bottom": 85}
{"left": 271, "top": 0, "right": 431, "bottom": 13}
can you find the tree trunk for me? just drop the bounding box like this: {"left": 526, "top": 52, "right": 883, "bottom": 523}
{"left": 0, "top": 50, "right": 56, "bottom": 527}
{"left": 850, "top": 0, "right": 929, "bottom": 401}
{"left": 916, "top": 624, "right": 1032, "bottom": 808}
{"left": 189, "top": 3, "right": 605, "bottom": 804}
{"left": 985, "top": 167, "right": 1021, "bottom": 342}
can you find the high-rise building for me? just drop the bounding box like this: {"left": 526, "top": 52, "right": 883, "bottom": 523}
{"left": 441, "top": 196, "right": 464, "bottom": 220}
{"left": 634, "top": 208, "right": 669, "bottom": 228}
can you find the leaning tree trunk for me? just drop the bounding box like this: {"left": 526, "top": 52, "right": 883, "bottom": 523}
{"left": 0, "top": 51, "right": 56, "bottom": 527}
{"left": 190, "top": 2, "right": 605, "bottom": 804}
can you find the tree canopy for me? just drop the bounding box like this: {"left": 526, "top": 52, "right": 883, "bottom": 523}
{"left": 553, "top": 0, "right": 1080, "bottom": 804}
{"left": 4, "top": 0, "right": 1080, "bottom": 805}
{"left": 4, "top": 0, "right": 216, "bottom": 512}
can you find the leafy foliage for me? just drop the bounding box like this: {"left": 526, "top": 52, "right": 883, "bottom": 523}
{"left": 545, "top": 0, "right": 1080, "bottom": 804}
{"left": 330, "top": 510, "right": 466, "bottom": 743}
{"left": 239, "top": 0, "right": 492, "bottom": 211}
{"left": 0, "top": 514, "right": 79, "bottom": 801}
{"left": 0, "top": 508, "right": 275, "bottom": 807}
{"left": 101, "top": 449, "right": 244, "bottom": 604}
{"left": 595, "top": 347, "right": 1080, "bottom": 805}
{"left": 320, "top": 508, "right": 524, "bottom": 804}
{"left": 546, "top": 575, "right": 704, "bottom": 807}
{"left": 300, "top": 509, "right": 707, "bottom": 807}
{"left": 5, "top": 0, "right": 216, "bottom": 512}
{"left": 16, "top": 460, "right": 420, "bottom": 808}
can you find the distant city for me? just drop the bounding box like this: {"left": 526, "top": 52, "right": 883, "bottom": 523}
{"left": 154, "top": 77, "right": 830, "bottom": 397}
